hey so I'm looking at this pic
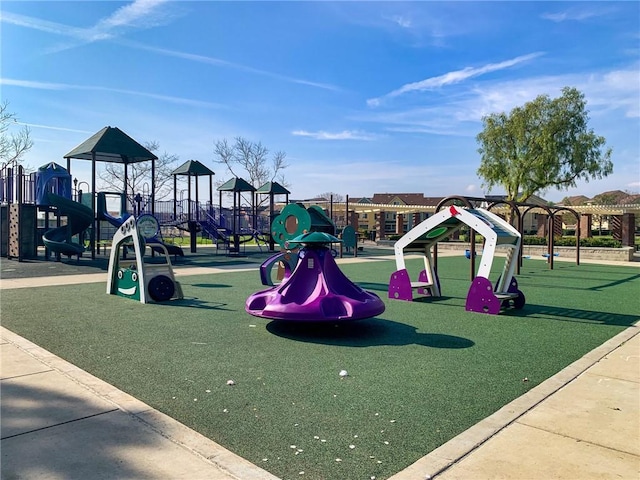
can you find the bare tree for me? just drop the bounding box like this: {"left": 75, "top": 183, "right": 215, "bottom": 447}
{"left": 99, "top": 141, "right": 180, "bottom": 202}
{"left": 0, "top": 101, "right": 33, "bottom": 170}
{"left": 316, "top": 192, "right": 344, "bottom": 202}
{"left": 214, "top": 136, "right": 288, "bottom": 188}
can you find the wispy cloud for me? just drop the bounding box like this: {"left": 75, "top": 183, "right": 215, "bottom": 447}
{"left": 367, "top": 53, "right": 545, "bottom": 107}
{"left": 17, "top": 122, "right": 94, "bottom": 134}
{"left": 386, "top": 14, "right": 412, "bottom": 29}
{"left": 1, "top": 78, "right": 225, "bottom": 109}
{"left": 120, "top": 41, "right": 342, "bottom": 92}
{"left": 541, "top": 8, "right": 604, "bottom": 23}
{"left": 96, "top": 0, "right": 173, "bottom": 32}
{"left": 292, "top": 130, "right": 378, "bottom": 141}
{"left": 357, "top": 65, "right": 640, "bottom": 136}
{"left": 1, "top": 7, "right": 341, "bottom": 92}
{"left": 0, "top": 1, "right": 177, "bottom": 50}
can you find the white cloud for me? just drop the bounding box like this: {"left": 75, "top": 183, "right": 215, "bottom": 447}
{"left": 1, "top": 8, "right": 341, "bottom": 92}
{"left": 291, "top": 130, "right": 378, "bottom": 141}
{"left": 98, "top": 0, "right": 172, "bottom": 30}
{"left": 17, "top": 122, "right": 94, "bottom": 134}
{"left": 0, "top": 1, "right": 177, "bottom": 49}
{"left": 359, "top": 65, "right": 640, "bottom": 136}
{"left": 541, "top": 8, "right": 603, "bottom": 23}
{"left": 368, "top": 53, "right": 544, "bottom": 106}
{"left": 122, "top": 42, "right": 342, "bottom": 92}
{"left": 0, "top": 78, "right": 67, "bottom": 90}
{"left": 388, "top": 14, "right": 412, "bottom": 29}
{"left": 1, "top": 77, "right": 225, "bottom": 109}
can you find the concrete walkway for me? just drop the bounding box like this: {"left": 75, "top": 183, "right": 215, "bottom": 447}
{"left": 1, "top": 255, "right": 639, "bottom": 479}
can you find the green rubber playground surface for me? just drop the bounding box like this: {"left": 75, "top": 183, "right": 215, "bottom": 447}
{"left": 2, "top": 256, "right": 638, "bottom": 480}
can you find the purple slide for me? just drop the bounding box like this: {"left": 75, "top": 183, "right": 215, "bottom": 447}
{"left": 245, "top": 232, "right": 385, "bottom": 322}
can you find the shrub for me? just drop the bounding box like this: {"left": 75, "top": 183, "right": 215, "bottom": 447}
{"left": 580, "top": 237, "right": 621, "bottom": 248}
{"left": 459, "top": 234, "right": 484, "bottom": 243}
{"left": 523, "top": 236, "right": 547, "bottom": 245}
{"left": 523, "top": 236, "right": 621, "bottom": 248}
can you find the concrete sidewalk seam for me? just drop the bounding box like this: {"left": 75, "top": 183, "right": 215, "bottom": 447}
{"left": 1, "top": 409, "right": 119, "bottom": 441}
{"left": 1, "top": 368, "right": 54, "bottom": 381}
{"left": 507, "top": 420, "right": 638, "bottom": 455}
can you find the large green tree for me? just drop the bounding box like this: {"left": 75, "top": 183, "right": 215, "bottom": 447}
{"left": 476, "top": 87, "right": 613, "bottom": 202}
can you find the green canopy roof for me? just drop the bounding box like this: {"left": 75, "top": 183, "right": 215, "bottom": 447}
{"left": 255, "top": 181, "right": 290, "bottom": 195}
{"left": 171, "top": 160, "right": 215, "bottom": 176}
{"left": 217, "top": 177, "right": 256, "bottom": 192}
{"left": 64, "top": 126, "right": 158, "bottom": 164}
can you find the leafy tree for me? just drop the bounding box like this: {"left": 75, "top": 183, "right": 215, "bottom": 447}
{"left": 214, "top": 136, "right": 288, "bottom": 197}
{"left": 0, "top": 101, "right": 33, "bottom": 170}
{"left": 99, "top": 141, "right": 180, "bottom": 203}
{"left": 476, "top": 87, "right": 613, "bottom": 203}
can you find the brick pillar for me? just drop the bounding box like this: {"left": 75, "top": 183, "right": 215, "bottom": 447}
{"left": 396, "top": 213, "right": 404, "bottom": 235}
{"left": 413, "top": 212, "right": 421, "bottom": 228}
{"left": 349, "top": 211, "right": 359, "bottom": 230}
{"left": 580, "top": 214, "right": 592, "bottom": 238}
{"left": 376, "top": 210, "right": 385, "bottom": 240}
{"left": 621, "top": 213, "right": 635, "bottom": 246}
{"left": 611, "top": 215, "right": 622, "bottom": 241}
{"left": 537, "top": 214, "right": 548, "bottom": 237}
{"left": 552, "top": 216, "right": 563, "bottom": 238}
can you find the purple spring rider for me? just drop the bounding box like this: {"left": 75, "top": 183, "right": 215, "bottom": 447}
{"left": 245, "top": 232, "right": 385, "bottom": 321}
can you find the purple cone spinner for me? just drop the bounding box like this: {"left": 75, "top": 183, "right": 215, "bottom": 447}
{"left": 245, "top": 232, "right": 385, "bottom": 321}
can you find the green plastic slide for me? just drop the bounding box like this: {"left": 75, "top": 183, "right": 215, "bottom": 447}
{"left": 42, "top": 193, "right": 93, "bottom": 257}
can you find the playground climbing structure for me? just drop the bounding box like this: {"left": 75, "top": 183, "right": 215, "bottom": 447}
{"left": 106, "top": 216, "right": 183, "bottom": 304}
{"left": 388, "top": 205, "right": 525, "bottom": 314}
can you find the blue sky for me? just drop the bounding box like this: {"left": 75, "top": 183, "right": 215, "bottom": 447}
{"left": 1, "top": 1, "right": 639, "bottom": 202}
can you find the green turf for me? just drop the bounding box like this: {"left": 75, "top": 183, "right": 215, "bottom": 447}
{"left": 2, "top": 256, "right": 638, "bottom": 480}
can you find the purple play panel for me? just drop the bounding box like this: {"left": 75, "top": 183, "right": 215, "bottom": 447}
{"left": 388, "top": 269, "right": 437, "bottom": 301}
{"left": 259, "top": 251, "right": 297, "bottom": 286}
{"left": 246, "top": 246, "right": 385, "bottom": 321}
{"left": 465, "top": 276, "right": 525, "bottom": 315}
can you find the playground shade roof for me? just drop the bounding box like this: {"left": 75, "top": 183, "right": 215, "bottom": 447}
{"left": 171, "top": 160, "right": 215, "bottom": 176}
{"left": 64, "top": 126, "right": 158, "bottom": 164}
{"left": 256, "top": 181, "right": 290, "bottom": 195}
{"left": 217, "top": 177, "right": 256, "bottom": 192}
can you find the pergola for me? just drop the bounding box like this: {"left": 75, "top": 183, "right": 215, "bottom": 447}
{"left": 64, "top": 126, "right": 158, "bottom": 259}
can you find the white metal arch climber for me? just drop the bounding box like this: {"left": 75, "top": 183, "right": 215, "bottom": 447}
{"left": 388, "top": 205, "right": 525, "bottom": 314}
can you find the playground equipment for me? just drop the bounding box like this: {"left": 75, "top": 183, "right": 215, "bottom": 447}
{"left": 258, "top": 250, "right": 299, "bottom": 286}
{"left": 388, "top": 205, "right": 525, "bottom": 314}
{"left": 97, "top": 192, "right": 184, "bottom": 257}
{"left": 106, "top": 216, "right": 183, "bottom": 304}
{"left": 1, "top": 164, "right": 37, "bottom": 260}
{"left": 246, "top": 231, "right": 385, "bottom": 322}
{"left": 339, "top": 224, "right": 358, "bottom": 256}
{"left": 255, "top": 201, "right": 339, "bottom": 287}
{"left": 199, "top": 210, "right": 268, "bottom": 254}
{"left": 41, "top": 193, "right": 93, "bottom": 259}
{"left": 270, "top": 202, "right": 335, "bottom": 249}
